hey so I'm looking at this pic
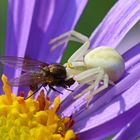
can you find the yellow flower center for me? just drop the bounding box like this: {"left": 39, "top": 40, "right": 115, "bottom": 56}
{"left": 0, "top": 74, "right": 77, "bottom": 140}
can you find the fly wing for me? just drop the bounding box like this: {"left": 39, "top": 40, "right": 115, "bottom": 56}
{"left": 0, "top": 56, "right": 48, "bottom": 72}
{"left": 9, "top": 72, "right": 45, "bottom": 86}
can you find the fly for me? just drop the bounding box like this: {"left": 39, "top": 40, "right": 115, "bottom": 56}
{"left": 0, "top": 56, "right": 75, "bottom": 99}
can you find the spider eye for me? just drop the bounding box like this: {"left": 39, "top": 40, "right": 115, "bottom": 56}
{"left": 67, "top": 63, "right": 73, "bottom": 68}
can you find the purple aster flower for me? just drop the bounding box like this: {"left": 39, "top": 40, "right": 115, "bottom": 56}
{"left": 2, "top": 0, "right": 140, "bottom": 139}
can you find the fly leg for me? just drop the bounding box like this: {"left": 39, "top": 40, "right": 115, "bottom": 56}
{"left": 42, "top": 85, "right": 52, "bottom": 95}
{"left": 63, "top": 88, "right": 74, "bottom": 92}
{"left": 25, "top": 84, "right": 43, "bottom": 99}
{"left": 49, "top": 86, "right": 63, "bottom": 94}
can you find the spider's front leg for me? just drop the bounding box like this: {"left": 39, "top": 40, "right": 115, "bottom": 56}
{"left": 73, "top": 67, "right": 105, "bottom": 99}
{"left": 49, "top": 30, "right": 90, "bottom": 63}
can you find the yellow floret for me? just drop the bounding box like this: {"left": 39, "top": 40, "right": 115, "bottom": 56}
{"left": 0, "top": 74, "right": 77, "bottom": 140}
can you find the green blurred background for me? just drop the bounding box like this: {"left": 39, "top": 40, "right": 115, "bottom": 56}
{"left": 0, "top": 1, "right": 7, "bottom": 56}
{"left": 0, "top": 0, "right": 123, "bottom": 139}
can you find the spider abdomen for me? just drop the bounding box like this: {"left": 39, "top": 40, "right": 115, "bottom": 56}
{"left": 84, "top": 46, "right": 125, "bottom": 82}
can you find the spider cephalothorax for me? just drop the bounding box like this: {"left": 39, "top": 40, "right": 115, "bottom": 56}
{"left": 50, "top": 30, "right": 125, "bottom": 107}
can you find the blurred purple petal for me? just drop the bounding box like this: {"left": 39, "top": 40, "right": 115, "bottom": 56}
{"left": 5, "top": 0, "right": 36, "bottom": 56}
{"left": 90, "top": 0, "right": 140, "bottom": 49}
{"left": 5, "top": 0, "right": 36, "bottom": 79}
{"left": 25, "top": 0, "right": 88, "bottom": 63}
{"left": 5, "top": 0, "right": 87, "bottom": 61}
{"left": 113, "top": 113, "right": 140, "bottom": 140}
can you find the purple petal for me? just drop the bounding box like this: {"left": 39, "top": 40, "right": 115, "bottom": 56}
{"left": 79, "top": 102, "right": 140, "bottom": 140}
{"left": 90, "top": 0, "right": 140, "bottom": 49}
{"left": 116, "top": 22, "right": 140, "bottom": 55}
{"left": 113, "top": 113, "right": 140, "bottom": 140}
{"left": 76, "top": 79, "right": 140, "bottom": 139}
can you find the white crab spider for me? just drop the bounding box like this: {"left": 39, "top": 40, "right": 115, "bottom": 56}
{"left": 50, "top": 30, "right": 125, "bottom": 107}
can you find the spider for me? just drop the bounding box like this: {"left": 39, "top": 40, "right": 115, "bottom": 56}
{"left": 49, "top": 30, "right": 125, "bottom": 107}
